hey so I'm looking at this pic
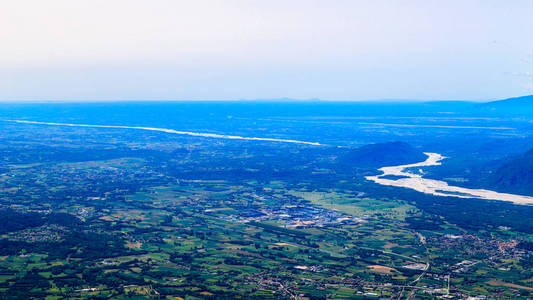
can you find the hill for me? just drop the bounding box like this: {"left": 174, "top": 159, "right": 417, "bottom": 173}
{"left": 341, "top": 141, "right": 426, "bottom": 168}
{"left": 479, "top": 94, "right": 533, "bottom": 115}
{"left": 490, "top": 147, "right": 533, "bottom": 195}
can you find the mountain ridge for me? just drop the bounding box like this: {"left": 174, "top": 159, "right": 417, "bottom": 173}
{"left": 341, "top": 141, "right": 427, "bottom": 168}
{"left": 490, "top": 147, "right": 533, "bottom": 195}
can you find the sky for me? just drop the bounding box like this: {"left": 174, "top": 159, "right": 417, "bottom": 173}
{"left": 1, "top": 0, "right": 533, "bottom": 101}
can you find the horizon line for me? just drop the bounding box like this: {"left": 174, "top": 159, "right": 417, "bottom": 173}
{"left": 0, "top": 96, "right": 527, "bottom": 104}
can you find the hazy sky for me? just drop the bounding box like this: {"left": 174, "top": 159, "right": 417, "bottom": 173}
{"left": 1, "top": 0, "right": 533, "bottom": 101}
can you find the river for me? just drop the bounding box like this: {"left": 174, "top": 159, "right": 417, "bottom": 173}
{"left": 365, "top": 152, "right": 533, "bottom": 205}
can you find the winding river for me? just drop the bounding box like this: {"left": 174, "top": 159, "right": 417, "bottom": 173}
{"left": 366, "top": 152, "right": 533, "bottom": 205}
{"left": 10, "top": 120, "right": 321, "bottom": 146}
